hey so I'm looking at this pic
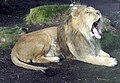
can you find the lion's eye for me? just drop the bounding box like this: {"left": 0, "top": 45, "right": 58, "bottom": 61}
{"left": 96, "top": 12, "right": 100, "bottom": 15}
{"left": 86, "top": 12, "right": 90, "bottom": 14}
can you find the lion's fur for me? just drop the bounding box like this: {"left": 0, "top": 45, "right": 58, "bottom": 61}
{"left": 11, "top": 5, "right": 117, "bottom": 73}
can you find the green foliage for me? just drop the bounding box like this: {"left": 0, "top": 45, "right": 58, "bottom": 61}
{"left": 101, "top": 32, "right": 114, "bottom": 48}
{"left": 0, "top": 26, "right": 22, "bottom": 49}
{"left": 25, "top": 5, "right": 69, "bottom": 25}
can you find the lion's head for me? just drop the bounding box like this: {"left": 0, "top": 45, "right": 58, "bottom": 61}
{"left": 70, "top": 5, "right": 102, "bottom": 39}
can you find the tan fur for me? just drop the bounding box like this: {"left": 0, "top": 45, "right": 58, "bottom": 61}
{"left": 11, "top": 5, "right": 117, "bottom": 73}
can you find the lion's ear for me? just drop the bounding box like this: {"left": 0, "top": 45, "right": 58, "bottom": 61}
{"left": 70, "top": 3, "right": 81, "bottom": 17}
{"left": 71, "top": 10, "right": 80, "bottom": 17}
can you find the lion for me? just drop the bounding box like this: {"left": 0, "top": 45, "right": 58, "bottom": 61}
{"left": 11, "top": 5, "right": 117, "bottom": 74}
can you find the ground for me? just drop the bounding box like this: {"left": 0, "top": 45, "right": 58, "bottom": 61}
{"left": 1, "top": 49, "right": 120, "bottom": 83}
{"left": 0, "top": 0, "right": 120, "bottom": 83}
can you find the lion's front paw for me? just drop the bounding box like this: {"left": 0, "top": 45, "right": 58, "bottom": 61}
{"left": 104, "top": 57, "right": 117, "bottom": 67}
{"left": 79, "top": 56, "right": 118, "bottom": 67}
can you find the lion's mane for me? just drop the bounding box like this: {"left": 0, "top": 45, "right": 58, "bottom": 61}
{"left": 58, "top": 5, "right": 100, "bottom": 58}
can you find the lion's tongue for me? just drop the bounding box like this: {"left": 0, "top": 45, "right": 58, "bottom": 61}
{"left": 93, "top": 28, "right": 101, "bottom": 39}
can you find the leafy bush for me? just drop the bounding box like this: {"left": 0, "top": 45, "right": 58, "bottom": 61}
{"left": 0, "top": 26, "right": 22, "bottom": 49}
{"left": 25, "top": 5, "right": 69, "bottom": 25}
{"left": 101, "top": 32, "right": 114, "bottom": 49}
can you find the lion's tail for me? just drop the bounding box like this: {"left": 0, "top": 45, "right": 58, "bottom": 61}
{"left": 11, "top": 48, "right": 47, "bottom": 73}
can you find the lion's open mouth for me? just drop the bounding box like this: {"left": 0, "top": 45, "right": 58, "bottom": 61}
{"left": 91, "top": 19, "right": 101, "bottom": 39}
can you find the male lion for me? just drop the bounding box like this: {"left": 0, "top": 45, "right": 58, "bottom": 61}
{"left": 11, "top": 5, "right": 117, "bottom": 73}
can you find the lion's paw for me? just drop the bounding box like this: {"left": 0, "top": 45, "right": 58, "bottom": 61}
{"left": 104, "top": 57, "right": 117, "bottom": 67}
{"left": 78, "top": 56, "right": 117, "bottom": 67}
{"left": 51, "top": 57, "right": 60, "bottom": 63}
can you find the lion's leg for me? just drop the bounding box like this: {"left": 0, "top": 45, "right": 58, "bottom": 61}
{"left": 98, "top": 50, "right": 110, "bottom": 57}
{"left": 77, "top": 55, "right": 117, "bottom": 67}
{"left": 30, "top": 40, "right": 61, "bottom": 63}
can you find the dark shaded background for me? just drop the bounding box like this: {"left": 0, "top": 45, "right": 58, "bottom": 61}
{"left": 0, "top": 0, "right": 120, "bottom": 16}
